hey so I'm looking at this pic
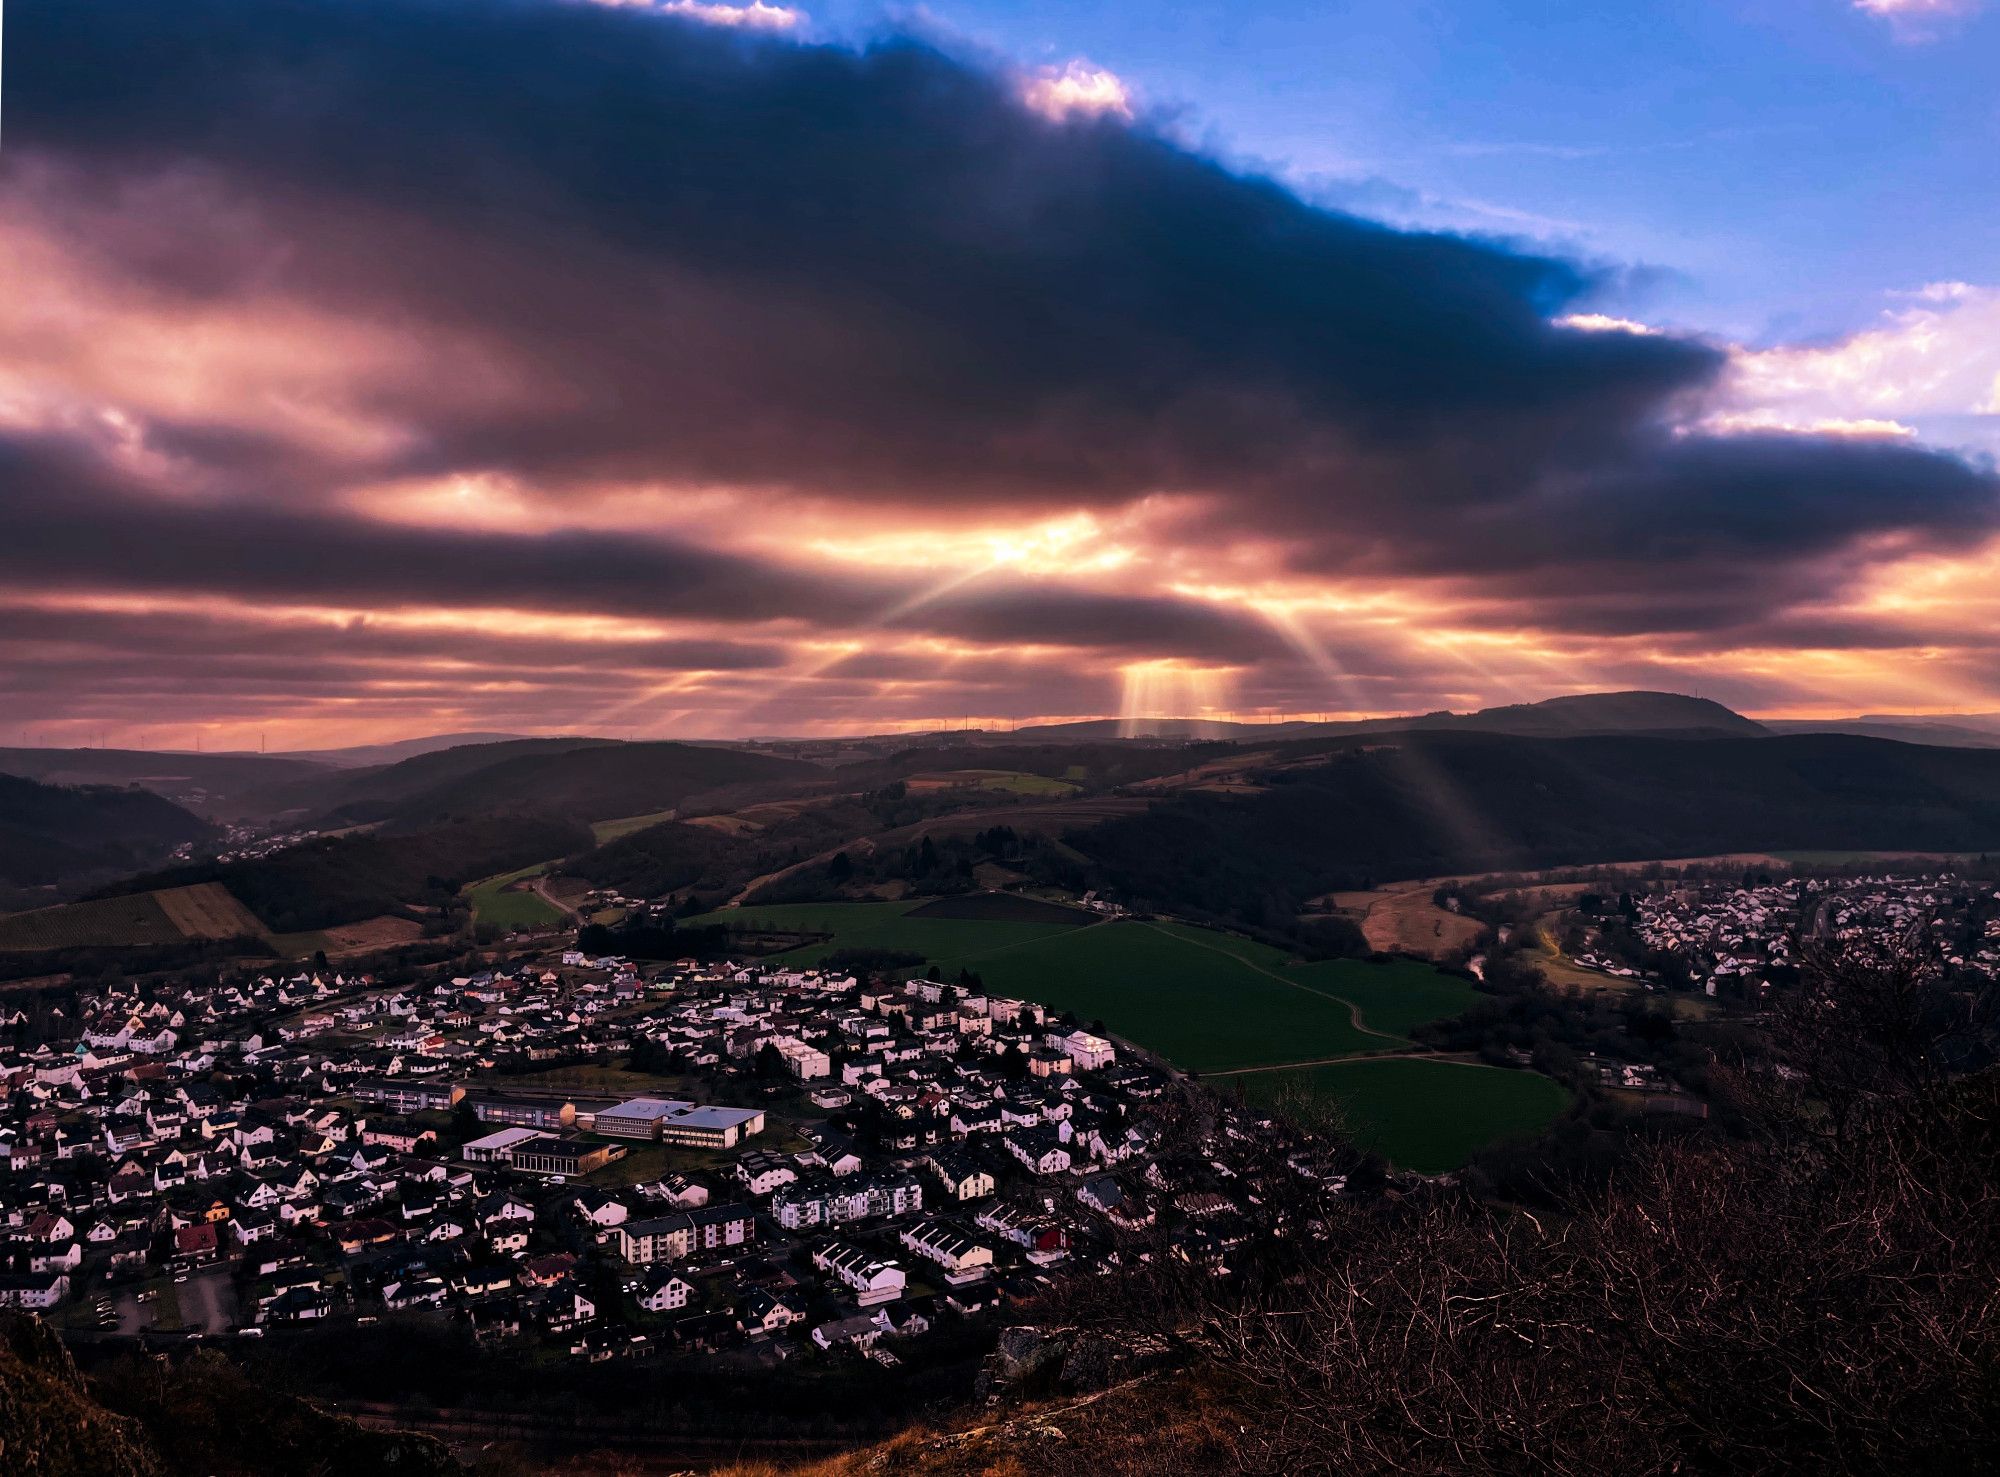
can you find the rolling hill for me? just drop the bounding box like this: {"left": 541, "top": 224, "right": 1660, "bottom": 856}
{"left": 0, "top": 772, "right": 213, "bottom": 890}
{"left": 0, "top": 747, "right": 331, "bottom": 820}
{"left": 1009, "top": 690, "right": 1766, "bottom": 742}
{"left": 1761, "top": 716, "right": 2000, "bottom": 749}
{"left": 242, "top": 736, "right": 623, "bottom": 822}
{"left": 1070, "top": 730, "right": 2000, "bottom": 928}
{"left": 95, "top": 814, "right": 591, "bottom": 932}
{"left": 263, "top": 730, "right": 533, "bottom": 767}
{"left": 334, "top": 739, "right": 824, "bottom": 827}
{"left": 0, "top": 882, "right": 264, "bottom": 952}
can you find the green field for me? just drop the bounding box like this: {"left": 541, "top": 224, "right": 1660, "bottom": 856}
{"left": 1288, "top": 957, "right": 1485, "bottom": 1038}
{"left": 976, "top": 772, "right": 1080, "bottom": 796}
{"left": 505, "top": 1063, "right": 698, "bottom": 1096}
{"left": 696, "top": 903, "right": 1483, "bottom": 1073}
{"left": 1139, "top": 923, "right": 1482, "bottom": 1040}
{"left": 929, "top": 918, "right": 1379, "bottom": 1072}
{"left": 591, "top": 809, "right": 679, "bottom": 844}
{"left": 906, "top": 892, "right": 1095, "bottom": 924}
{"left": 1769, "top": 849, "right": 1977, "bottom": 866}
{"left": 465, "top": 864, "right": 565, "bottom": 929}
{"left": 697, "top": 899, "right": 1536, "bottom": 1164}
{"left": 693, "top": 899, "right": 1087, "bottom": 968}
{"left": 1235, "top": 1058, "right": 1572, "bottom": 1172}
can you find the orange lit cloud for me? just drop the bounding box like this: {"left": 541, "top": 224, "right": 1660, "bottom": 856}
{"left": 2, "top": 0, "right": 1997, "bottom": 749}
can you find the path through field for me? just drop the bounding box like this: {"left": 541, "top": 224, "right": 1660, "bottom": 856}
{"left": 1140, "top": 920, "right": 1408, "bottom": 1047}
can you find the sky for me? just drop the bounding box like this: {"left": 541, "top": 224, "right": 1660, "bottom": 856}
{"left": 3, "top": 0, "right": 1998, "bottom": 749}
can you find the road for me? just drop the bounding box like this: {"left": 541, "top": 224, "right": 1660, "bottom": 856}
{"left": 530, "top": 873, "right": 580, "bottom": 919}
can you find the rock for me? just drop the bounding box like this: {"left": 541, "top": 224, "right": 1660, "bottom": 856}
{"left": 975, "top": 1325, "right": 1073, "bottom": 1399}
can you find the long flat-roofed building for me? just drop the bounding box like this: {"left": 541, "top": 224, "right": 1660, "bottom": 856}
{"left": 462, "top": 1127, "right": 548, "bottom": 1164}
{"left": 471, "top": 1095, "right": 595, "bottom": 1132}
{"left": 510, "top": 1135, "right": 618, "bottom": 1177}
{"left": 657, "top": 1105, "right": 765, "bottom": 1149}
{"left": 593, "top": 1097, "right": 694, "bottom": 1140}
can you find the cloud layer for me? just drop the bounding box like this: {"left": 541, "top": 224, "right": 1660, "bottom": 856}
{"left": 3, "top": 0, "right": 1998, "bottom": 745}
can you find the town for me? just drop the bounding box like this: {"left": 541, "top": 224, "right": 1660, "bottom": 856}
{"left": 0, "top": 941, "right": 1340, "bottom": 1368}
{"left": 1614, "top": 870, "right": 2000, "bottom": 999}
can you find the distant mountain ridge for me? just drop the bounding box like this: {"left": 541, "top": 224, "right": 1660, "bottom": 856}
{"left": 1009, "top": 690, "right": 1765, "bottom": 742}
{"left": 0, "top": 746, "right": 330, "bottom": 819}
{"left": 262, "top": 731, "right": 533, "bottom": 767}
{"left": 308, "top": 739, "right": 823, "bottom": 828}
{"left": 1761, "top": 715, "right": 2000, "bottom": 749}
{"left": 241, "top": 737, "right": 622, "bottom": 822}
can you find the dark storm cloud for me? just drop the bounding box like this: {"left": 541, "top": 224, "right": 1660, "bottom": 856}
{"left": 879, "top": 588, "right": 1283, "bottom": 660}
{"left": 0, "top": 433, "right": 1277, "bottom": 659}
{"left": 3, "top": 2, "right": 1702, "bottom": 498}
{"left": 3, "top": 0, "right": 1996, "bottom": 659}
{"left": 1381, "top": 435, "right": 2000, "bottom": 636}
{"left": 0, "top": 602, "right": 797, "bottom": 673}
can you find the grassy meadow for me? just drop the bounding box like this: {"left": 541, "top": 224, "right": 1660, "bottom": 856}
{"left": 691, "top": 898, "right": 1087, "bottom": 969}
{"left": 1234, "top": 1058, "right": 1572, "bottom": 1173}
{"left": 695, "top": 897, "right": 1562, "bottom": 1165}
{"left": 590, "top": 808, "right": 681, "bottom": 845}
{"left": 465, "top": 864, "right": 565, "bottom": 929}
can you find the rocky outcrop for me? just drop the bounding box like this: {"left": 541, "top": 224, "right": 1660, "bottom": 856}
{"left": 975, "top": 1325, "right": 1176, "bottom": 1401}
{"left": 0, "top": 1314, "right": 460, "bottom": 1477}
{"left": 0, "top": 1314, "right": 161, "bottom": 1477}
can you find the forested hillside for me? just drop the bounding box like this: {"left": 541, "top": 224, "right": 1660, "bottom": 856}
{"left": 1074, "top": 732, "right": 2000, "bottom": 927}
{"left": 94, "top": 815, "right": 590, "bottom": 932}
{"left": 333, "top": 741, "right": 822, "bottom": 827}
{"left": 0, "top": 773, "right": 212, "bottom": 892}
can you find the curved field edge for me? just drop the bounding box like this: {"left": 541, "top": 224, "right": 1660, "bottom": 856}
{"left": 693, "top": 903, "right": 1482, "bottom": 1074}
{"left": 464, "top": 863, "right": 565, "bottom": 929}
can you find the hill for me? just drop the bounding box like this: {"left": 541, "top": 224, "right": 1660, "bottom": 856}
{"left": 243, "top": 736, "right": 622, "bottom": 822}
{"left": 0, "top": 773, "right": 213, "bottom": 891}
{"left": 345, "top": 739, "right": 823, "bottom": 827}
{"left": 1010, "top": 690, "right": 1765, "bottom": 742}
{"left": 0, "top": 748, "right": 328, "bottom": 821}
{"left": 0, "top": 883, "right": 266, "bottom": 953}
{"left": 97, "top": 814, "right": 591, "bottom": 932}
{"left": 0, "top": 1312, "right": 459, "bottom": 1477}
{"left": 264, "top": 731, "right": 531, "bottom": 767}
{"left": 1068, "top": 731, "right": 2000, "bottom": 928}
{"left": 1405, "top": 690, "right": 1764, "bottom": 738}
{"left": 1762, "top": 716, "right": 2000, "bottom": 748}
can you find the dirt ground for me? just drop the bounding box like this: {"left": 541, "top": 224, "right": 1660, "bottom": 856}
{"left": 1310, "top": 880, "right": 1485, "bottom": 959}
